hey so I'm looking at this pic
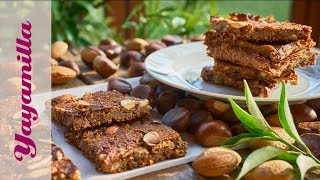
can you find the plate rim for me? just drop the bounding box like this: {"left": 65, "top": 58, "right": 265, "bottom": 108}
{"left": 145, "top": 41, "right": 320, "bottom": 102}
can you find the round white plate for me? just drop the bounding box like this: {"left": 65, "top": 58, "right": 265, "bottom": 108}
{"left": 145, "top": 42, "right": 320, "bottom": 105}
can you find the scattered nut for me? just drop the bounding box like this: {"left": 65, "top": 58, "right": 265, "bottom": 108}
{"left": 98, "top": 45, "right": 122, "bottom": 60}
{"left": 189, "top": 110, "right": 214, "bottom": 134}
{"left": 59, "top": 60, "right": 80, "bottom": 75}
{"left": 221, "top": 108, "right": 240, "bottom": 123}
{"left": 51, "top": 94, "right": 78, "bottom": 106}
{"left": 231, "top": 122, "right": 248, "bottom": 135}
{"left": 195, "top": 120, "right": 232, "bottom": 147}
{"left": 266, "top": 114, "right": 282, "bottom": 127}
{"left": 143, "top": 131, "right": 161, "bottom": 146}
{"left": 105, "top": 126, "right": 119, "bottom": 135}
{"left": 93, "top": 56, "right": 118, "bottom": 78}
{"left": 51, "top": 58, "right": 58, "bottom": 66}
{"left": 120, "top": 99, "right": 137, "bottom": 110}
{"left": 81, "top": 46, "right": 106, "bottom": 67}
{"left": 120, "top": 50, "right": 144, "bottom": 68}
{"left": 249, "top": 127, "right": 294, "bottom": 150}
{"left": 107, "top": 78, "right": 132, "bottom": 94}
{"left": 145, "top": 41, "right": 167, "bottom": 56}
{"left": 305, "top": 99, "right": 320, "bottom": 116}
{"left": 205, "top": 100, "right": 231, "bottom": 118}
{"left": 51, "top": 41, "right": 68, "bottom": 59}
{"left": 161, "top": 35, "right": 183, "bottom": 46}
{"left": 139, "top": 73, "right": 161, "bottom": 89}
{"left": 291, "top": 104, "right": 317, "bottom": 124}
{"left": 161, "top": 107, "right": 191, "bottom": 132}
{"left": 192, "top": 147, "right": 241, "bottom": 177}
{"left": 128, "top": 62, "right": 145, "bottom": 77}
{"left": 260, "top": 103, "right": 278, "bottom": 117}
{"left": 155, "top": 84, "right": 185, "bottom": 98}
{"left": 297, "top": 133, "right": 320, "bottom": 159}
{"left": 51, "top": 66, "right": 77, "bottom": 85}
{"left": 245, "top": 160, "right": 294, "bottom": 180}
{"left": 126, "top": 38, "right": 149, "bottom": 52}
{"left": 130, "top": 85, "right": 156, "bottom": 108}
{"left": 156, "top": 91, "right": 179, "bottom": 114}
{"left": 177, "top": 98, "right": 202, "bottom": 114}
{"left": 99, "top": 38, "right": 118, "bottom": 46}
{"left": 138, "top": 99, "right": 149, "bottom": 107}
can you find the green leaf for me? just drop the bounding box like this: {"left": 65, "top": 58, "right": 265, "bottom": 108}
{"left": 223, "top": 133, "right": 273, "bottom": 148}
{"left": 228, "top": 98, "right": 271, "bottom": 136}
{"left": 278, "top": 82, "right": 304, "bottom": 145}
{"left": 275, "top": 152, "right": 298, "bottom": 164}
{"left": 244, "top": 80, "right": 271, "bottom": 131}
{"left": 236, "top": 146, "right": 286, "bottom": 180}
{"left": 296, "top": 154, "right": 320, "bottom": 180}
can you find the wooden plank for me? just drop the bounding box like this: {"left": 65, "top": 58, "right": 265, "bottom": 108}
{"left": 129, "top": 164, "right": 205, "bottom": 180}
{"left": 51, "top": 77, "right": 86, "bottom": 91}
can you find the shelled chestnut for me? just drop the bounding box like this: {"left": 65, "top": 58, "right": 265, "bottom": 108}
{"left": 130, "top": 85, "right": 156, "bottom": 108}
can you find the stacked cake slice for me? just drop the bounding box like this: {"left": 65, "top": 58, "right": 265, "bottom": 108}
{"left": 201, "top": 13, "right": 316, "bottom": 97}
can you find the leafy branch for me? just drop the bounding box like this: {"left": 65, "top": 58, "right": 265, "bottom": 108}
{"left": 223, "top": 80, "right": 320, "bottom": 180}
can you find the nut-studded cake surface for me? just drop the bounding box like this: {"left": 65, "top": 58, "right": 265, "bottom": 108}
{"left": 210, "top": 13, "right": 312, "bottom": 42}
{"left": 51, "top": 90, "right": 151, "bottom": 131}
{"left": 65, "top": 117, "right": 187, "bottom": 173}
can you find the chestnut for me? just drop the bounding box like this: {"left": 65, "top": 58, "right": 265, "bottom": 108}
{"left": 290, "top": 104, "right": 317, "bottom": 124}
{"left": 126, "top": 38, "right": 149, "bottom": 52}
{"left": 265, "top": 114, "right": 282, "bottom": 127}
{"left": 139, "top": 73, "right": 161, "bottom": 89}
{"left": 176, "top": 98, "right": 202, "bottom": 114}
{"left": 155, "top": 84, "right": 185, "bottom": 99}
{"left": 221, "top": 108, "right": 240, "bottom": 124}
{"left": 128, "top": 62, "right": 145, "bottom": 77}
{"left": 305, "top": 99, "right": 320, "bottom": 116}
{"left": 205, "top": 99, "right": 231, "bottom": 119}
{"left": 231, "top": 123, "right": 248, "bottom": 135}
{"left": 294, "top": 133, "right": 320, "bottom": 159}
{"left": 161, "top": 107, "right": 191, "bottom": 132}
{"left": 59, "top": 60, "right": 80, "bottom": 75}
{"left": 120, "top": 50, "right": 144, "bottom": 68}
{"left": 189, "top": 110, "right": 214, "bottom": 134}
{"left": 81, "top": 46, "right": 106, "bottom": 67}
{"left": 93, "top": 56, "right": 118, "bottom": 78}
{"left": 161, "top": 35, "right": 183, "bottom": 46}
{"left": 260, "top": 103, "right": 278, "bottom": 117}
{"left": 145, "top": 41, "right": 167, "bottom": 56}
{"left": 99, "top": 38, "right": 118, "bottom": 46}
{"left": 107, "top": 77, "right": 132, "bottom": 94}
{"left": 156, "top": 91, "right": 179, "bottom": 114}
{"left": 130, "top": 85, "right": 156, "bottom": 108}
{"left": 195, "top": 120, "right": 232, "bottom": 147}
{"left": 98, "top": 45, "right": 122, "bottom": 60}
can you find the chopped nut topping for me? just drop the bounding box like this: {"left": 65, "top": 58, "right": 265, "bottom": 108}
{"left": 120, "top": 99, "right": 137, "bottom": 110}
{"left": 143, "top": 131, "right": 161, "bottom": 146}
{"left": 138, "top": 99, "right": 149, "bottom": 107}
{"left": 105, "top": 126, "right": 119, "bottom": 135}
{"left": 78, "top": 100, "right": 90, "bottom": 107}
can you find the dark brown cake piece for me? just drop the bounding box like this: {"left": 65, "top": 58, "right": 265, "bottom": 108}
{"left": 204, "top": 30, "right": 315, "bottom": 63}
{"left": 210, "top": 13, "right": 312, "bottom": 42}
{"left": 51, "top": 144, "right": 81, "bottom": 180}
{"left": 65, "top": 117, "right": 187, "bottom": 173}
{"left": 207, "top": 43, "right": 316, "bottom": 74}
{"left": 51, "top": 90, "right": 151, "bottom": 131}
{"left": 201, "top": 66, "right": 288, "bottom": 97}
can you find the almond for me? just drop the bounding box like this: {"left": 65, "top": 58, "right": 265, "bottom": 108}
{"left": 192, "top": 147, "right": 241, "bottom": 177}
{"left": 51, "top": 66, "right": 76, "bottom": 85}
{"left": 245, "top": 160, "right": 294, "bottom": 180}
{"left": 143, "top": 132, "right": 161, "bottom": 146}
{"left": 51, "top": 41, "right": 68, "bottom": 59}
{"left": 105, "top": 126, "right": 119, "bottom": 135}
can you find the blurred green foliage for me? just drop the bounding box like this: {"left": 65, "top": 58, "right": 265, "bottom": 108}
{"left": 122, "top": 0, "right": 217, "bottom": 39}
{"left": 52, "top": 0, "right": 114, "bottom": 47}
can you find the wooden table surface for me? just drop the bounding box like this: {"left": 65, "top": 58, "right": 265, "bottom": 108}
{"left": 53, "top": 48, "right": 207, "bottom": 179}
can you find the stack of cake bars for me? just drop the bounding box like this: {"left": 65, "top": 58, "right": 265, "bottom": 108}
{"left": 201, "top": 13, "right": 316, "bottom": 97}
